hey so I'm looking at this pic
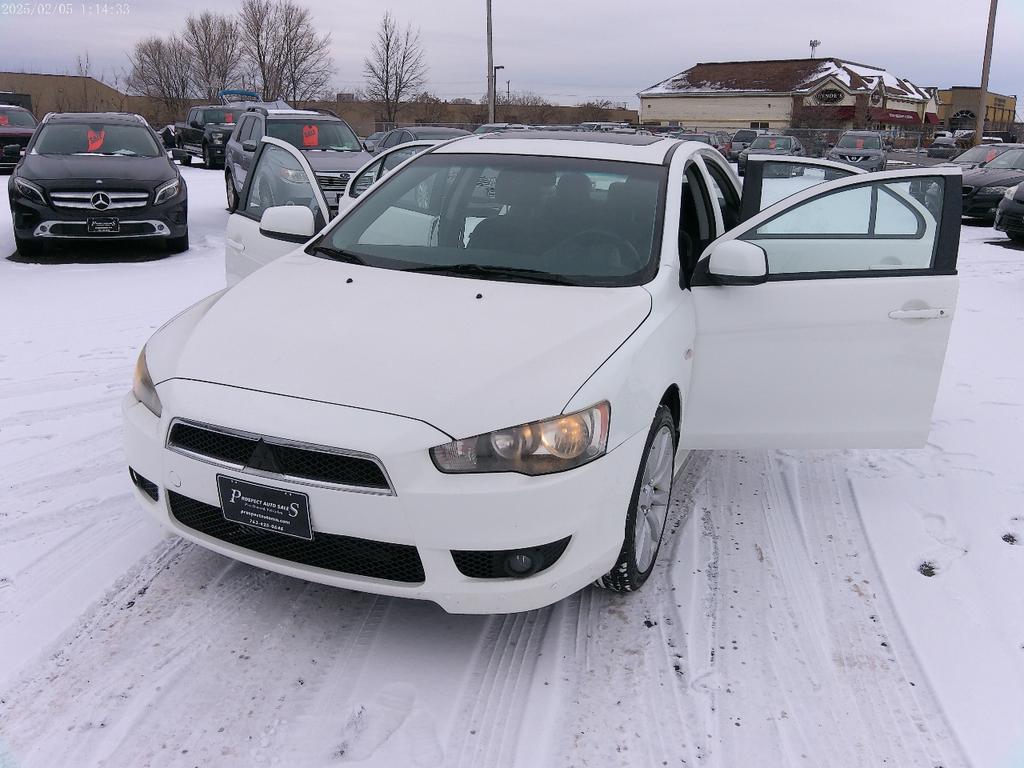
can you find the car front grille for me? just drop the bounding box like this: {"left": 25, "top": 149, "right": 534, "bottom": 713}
{"left": 838, "top": 154, "right": 870, "bottom": 162}
{"left": 49, "top": 190, "right": 150, "bottom": 210}
{"left": 451, "top": 537, "right": 571, "bottom": 579}
{"left": 168, "top": 491, "right": 425, "bottom": 583}
{"left": 315, "top": 172, "right": 351, "bottom": 192}
{"left": 166, "top": 420, "right": 392, "bottom": 493}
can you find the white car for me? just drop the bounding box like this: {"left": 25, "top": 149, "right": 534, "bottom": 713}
{"left": 124, "top": 131, "right": 961, "bottom": 614}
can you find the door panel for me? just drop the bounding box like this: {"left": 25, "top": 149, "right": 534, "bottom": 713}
{"left": 684, "top": 166, "right": 961, "bottom": 449}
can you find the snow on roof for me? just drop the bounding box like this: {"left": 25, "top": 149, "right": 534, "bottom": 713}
{"left": 640, "top": 58, "right": 932, "bottom": 102}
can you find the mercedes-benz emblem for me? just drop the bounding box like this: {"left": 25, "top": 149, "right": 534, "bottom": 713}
{"left": 91, "top": 192, "right": 112, "bottom": 211}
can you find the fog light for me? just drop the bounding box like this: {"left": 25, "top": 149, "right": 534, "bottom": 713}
{"left": 505, "top": 552, "right": 534, "bottom": 576}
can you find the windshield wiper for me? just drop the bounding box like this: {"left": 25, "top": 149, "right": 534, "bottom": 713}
{"left": 401, "top": 263, "right": 575, "bottom": 285}
{"left": 307, "top": 244, "right": 368, "bottom": 265}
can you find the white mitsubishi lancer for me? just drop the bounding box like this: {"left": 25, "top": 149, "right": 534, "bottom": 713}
{"left": 124, "top": 131, "right": 961, "bottom": 613}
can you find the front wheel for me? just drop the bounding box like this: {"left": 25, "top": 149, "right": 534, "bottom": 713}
{"left": 1008, "top": 232, "right": 1024, "bottom": 245}
{"left": 202, "top": 144, "right": 213, "bottom": 169}
{"left": 596, "top": 405, "right": 677, "bottom": 593}
{"left": 225, "top": 172, "right": 239, "bottom": 212}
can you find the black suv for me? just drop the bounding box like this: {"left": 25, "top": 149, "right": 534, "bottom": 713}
{"left": 174, "top": 105, "right": 240, "bottom": 168}
{"left": 0, "top": 105, "right": 38, "bottom": 171}
{"left": 224, "top": 106, "right": 371, "bottom": 210}
{"left": 8, "top": 112, "right": 188, "bottom": 257}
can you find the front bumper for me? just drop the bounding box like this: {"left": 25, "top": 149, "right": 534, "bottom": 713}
{"left": 10, "top": 185, "right": 187, "bottom": 241}
{"left": 123, "top": 379, "right": 646, "bottom": 614}
{"left": 962, "top": 192, "right": 1003, "bottom": 220}
{"left": 994, "top": 198, "right": 1024, "bottom": 235}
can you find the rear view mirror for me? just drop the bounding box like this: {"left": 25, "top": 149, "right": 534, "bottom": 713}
{"left": 706, "top": 240, "right": 768, "bottom": 285}
{"left": 2, "top": 144, "right": 21, "bottom": 158}
{"left": 259, "top": 205, "right": 316, "bottom": 243}
{"left": 242, "top": 140, "right": 258, "bottom": 153}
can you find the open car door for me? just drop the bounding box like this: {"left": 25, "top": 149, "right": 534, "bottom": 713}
{"left": 225, "top": 136, "right": 329, "bottom": 286}
{"left": 683, "top": 163, "right": 962, "bottom": 449}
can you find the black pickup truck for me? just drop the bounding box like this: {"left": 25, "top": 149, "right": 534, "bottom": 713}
{"left": 174, "top": 105, "right": 240, "bottom": 169}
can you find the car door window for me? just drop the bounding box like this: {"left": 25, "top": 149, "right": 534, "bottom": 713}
{"left": 350, "top": 159, "right": 386, "bottom": 197}
{"left": 237, "top": 116, "right": 255, "bottom": 142}
{"left": 702, "top": 159, "right": 741, "bottom": 232}
{"left": 744, "top": 177, "right": 945, "bottom": 275}
{"left": 243, "top": 143, "right": 325, "bottom": 229}
{"left": 250, "top": 117, "right": 264, "bottom": 140}
{"left": 382, "top": 145, "right": 424, "bottom": 173}
{"left": 679, "top": 163, "right": 716, "bottom": 286}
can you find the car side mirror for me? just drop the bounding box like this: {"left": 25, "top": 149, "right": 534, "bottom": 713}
{"left": 242, "top": 140, "right": 258, "bottom": 153}
{"left": 706, "top": 240, "right": 768, "bottom": 285}
{"left": 169, "top": 148, "right": 189, "bottom": 163}
{"left": 259, "top": 205, "right": 316, "bottom": 243}
{"left": 2, "top": 144, "right": 21, "bottom": 158}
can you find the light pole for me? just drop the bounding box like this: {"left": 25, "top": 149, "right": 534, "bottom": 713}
{"left": 974, "top": 0, "right": 998, "bottom": 145}
{"left": 486, "top": 0, "right": 495, "bottom": 123}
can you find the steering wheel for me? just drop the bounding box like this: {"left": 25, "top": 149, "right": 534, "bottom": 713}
{"left": 543, "top": 230, "right": 644, "bottom": 271}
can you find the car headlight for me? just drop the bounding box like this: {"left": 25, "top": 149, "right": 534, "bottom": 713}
{"left": 13, "top": 176, "right": 46, "bottom": 204}
{"left": 154, "top": 178, "right": 180, "bottom": 205}
{"left": 132, "top": 346, "right": 163, "bottom": 417}
{"left": 430, "top": 402, "right": 610, "bottom": 476}
{"left": 1004, "top": 184, "right": 1020, "bottom": 200}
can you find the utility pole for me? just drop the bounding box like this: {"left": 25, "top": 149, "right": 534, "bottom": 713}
{"left": 974, "top": 0, "right": 998, "bottom": 145}
{"left": 486, "top": 0, "right": 495, "bottom": 123}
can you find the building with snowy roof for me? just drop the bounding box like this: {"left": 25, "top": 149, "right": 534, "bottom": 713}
{"left": 638, "top": 58, "right": 938, "bottom": 132}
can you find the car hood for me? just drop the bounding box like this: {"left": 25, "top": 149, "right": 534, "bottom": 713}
{"left": 0, "top": 126, "right": 35, "bottom": 139}
{"left": 21, "top": 154, "right": 175, "bottom": 184}
{"left": 302, "top": 149, "right": 373, "bottom": 173}
{"left": 741, "top": 147, "right": 793, "bottom": 157}
{"left": 963, "top": 167, "right": 1024, "bottom": 187}
{"left": 830, "top": 149, "right": 882, "bottom": 158}
{"left": 155, "top": 253, "right": 653, "bottom": 438}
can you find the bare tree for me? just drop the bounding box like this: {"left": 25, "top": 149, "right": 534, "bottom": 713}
{"left": 499, "top": 90, "right": 557, "bottom": 125}
{"left": 277, "top": 2, "right": 334, "bottom": 101}
{"left": 237, "top": 0, "right": 334, "bottom": 102}
{"left": 412, "top": 91, "right": 446, "bottom": 123}
{"left": 183, "top": 12, "right": 242, "bottom": 101}
{"left": 237, "top": 0, "right": 284, "bottom": 99}
{"left": 127, "top": 35, "right": 195, "bottom": 121}
{"left": 363, "top": 12, "right": 427, "bottom": 124}
{"left": 574, "top": 99, "right": 615, "bottom": 123}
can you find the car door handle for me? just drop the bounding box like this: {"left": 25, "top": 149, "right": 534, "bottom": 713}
{"left": 226, "top": 238, "right": 245, "bottom": 251}
{"left": 888, "top": 308, "right": 949, "bottom": 320}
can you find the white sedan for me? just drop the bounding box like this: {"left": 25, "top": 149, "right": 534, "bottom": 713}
{"left": 124, "top": 131, "right": 961, "bottom": 613}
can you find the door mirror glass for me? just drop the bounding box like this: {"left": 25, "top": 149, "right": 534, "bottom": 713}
{"left": 170, "top": 148, "right": 189, "bottom": 163}
{"left": 3, "top": 143, "right": 22, "bottom": 158}
{"left": 242, "top": 139, "right": 258, "bottom": 153}
{"left": 706, "top": 240, "right": 768, "bottom": 285}
{"left": 259, "top": 205, "right": 316, "bottom": 243}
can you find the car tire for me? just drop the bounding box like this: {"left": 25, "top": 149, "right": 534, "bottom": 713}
{"left": 225, "top": 172, "right": 239, "bottom": 212}
{"left": 595, "top": 405, "right": 677, "bottom": 593}
{"left": 202, "top": 144, "right": 213, "bottom": 169}
{"left": 166, "top": 232, "right": 189, "bottom": 254}
{"left": 14, "top": 234, "right": 44, "bottom": 258}
{"left": 1008, "top": 232, "right": 1024, "bottom": 244}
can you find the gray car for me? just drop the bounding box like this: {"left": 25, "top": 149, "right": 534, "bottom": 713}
{"left": 728, "top": 128, "right": 766, "bottom": 161}
{"left": 737, "top": 134, "right": 806, "bottom": 175}
{"left": 825, "top": 131, "right": 887, "bottom": 173}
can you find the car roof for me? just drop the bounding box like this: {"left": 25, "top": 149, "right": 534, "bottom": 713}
{"left": 44, "top": 112, "right": 147, "bottom": 125}
{"left": 842, "top": 130, "right": 882, "bottom": 136}
{"left": 431, "top": 130, "right": 682, "bottom": 164}
{"left": 0, "top": 104, "right": 31, "bottom": 111}
{"left": 409, "top": 127, "right": 471, "bottom": 137}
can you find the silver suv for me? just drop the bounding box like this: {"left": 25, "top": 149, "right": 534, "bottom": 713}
{"left": 825, "top": 131, "right": 887, "bottom": 173}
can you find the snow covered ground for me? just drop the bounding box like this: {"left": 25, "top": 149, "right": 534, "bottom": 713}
{"left": 1, "top": 167, "right": 1022, "bottom": 768}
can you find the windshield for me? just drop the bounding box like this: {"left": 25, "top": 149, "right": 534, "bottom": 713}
{"left": 837, "top": 134, "right": 881, "bottom": 150}
{"left": 986, "top": 148, "right": 1024, "bottom": 170}
{"left": 319, "top": 153, "right": 666, "bottom": 287}
{"left": 201, "top": 109, "right": 236, "bottom": 125}
{"left": 955, "top": 145, "right": 1005, "bottom": 164}
{"left": 733, "top": 130, "right": 756, "bottom": 143}
{"left": 751, "top": 136, "right": 792, "bottom": 150}
{"left": 267, "top": 119, "right": 361, "bottom": 151}
{"left": 32, "top": 123, "right": 162, "bottom": 156}
{"left": 0, "top": 109, "right": 37, "bottom": 128}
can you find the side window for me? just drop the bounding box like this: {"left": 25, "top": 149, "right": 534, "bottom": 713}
{"left": 250, "top": 117, "right": 265, "bottom": 140}
{"left": 382, "top": 145, "right": 423, "bottom": 173}
{"left": 754, "top": 161, "right": 858, "bottom": 211}
{"left": 349, "top": 158, "right": 385, "bottom": 197}
{"left": 702, "top": 160, "right": 741, "bottom": 232}
{"left": 243, "top": 144, "right": 323, "bottom": 228}
{"left": 236, "top": 116, "right": 254, "bottom": 142}
{"left": 743, "top": 177, "right": 945, "bottom": 276}
{"left": 679, "top": 163, "right": 716, "bottom": 286}
{"left": 188, "top": 108, "right": 198, "bottom": 126}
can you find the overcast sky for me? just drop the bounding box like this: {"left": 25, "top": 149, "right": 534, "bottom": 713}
{"left": 1, "top": 0, "right": 1020, "bottom": 109}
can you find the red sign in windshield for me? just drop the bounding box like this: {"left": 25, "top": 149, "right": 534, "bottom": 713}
{"left": 302, "top": 124, "right": 319, "bottom": 147}
{"left": 0, "top": 115, "right": 8, "bottom": 127}
{"left": 87, "top": 129, "right": 105, "bottom": 152}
